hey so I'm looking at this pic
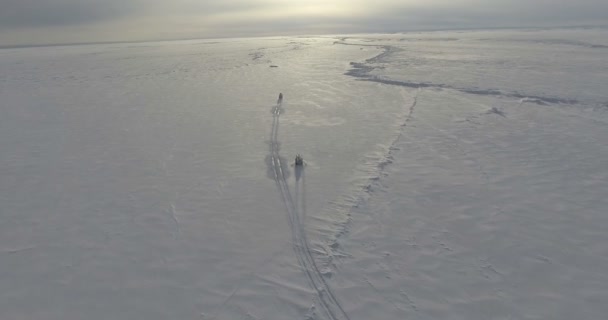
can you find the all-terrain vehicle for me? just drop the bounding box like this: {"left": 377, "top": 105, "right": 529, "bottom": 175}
{"left": 295, "top": 154, "right": 304, "bottom": 166}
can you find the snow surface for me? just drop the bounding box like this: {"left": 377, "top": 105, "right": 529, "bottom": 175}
{"left": 1, "top": 28, "right": 608, "bottom": 320}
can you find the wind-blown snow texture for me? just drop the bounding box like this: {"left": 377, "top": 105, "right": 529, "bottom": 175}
{"left": 1, "top": 28, "right": 607, "bottom": 320}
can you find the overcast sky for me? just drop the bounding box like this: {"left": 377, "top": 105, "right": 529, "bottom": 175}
{"left": 1, "top": 0, "right": 607, "bottom": 45}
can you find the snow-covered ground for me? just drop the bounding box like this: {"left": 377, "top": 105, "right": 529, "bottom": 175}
{"left": 1, "top": 28, "right": 607, "bottom": 320}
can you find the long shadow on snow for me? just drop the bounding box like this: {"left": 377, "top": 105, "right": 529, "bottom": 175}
{"left": 266, "top": 98, "right": 350, "bottom": 320}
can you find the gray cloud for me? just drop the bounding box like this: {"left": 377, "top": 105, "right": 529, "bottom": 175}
{"left": 0, "top": 0, "right": 606, "bottom": 45}
{"left": 0, "top": 0, "right": 141, "bottom": 28}
{"left": 365, "top": 1, "right": 608, "bottom": 31}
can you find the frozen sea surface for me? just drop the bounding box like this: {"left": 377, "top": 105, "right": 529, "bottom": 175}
{"left": 1, "top": 28, "right": 607, "bottom": 320}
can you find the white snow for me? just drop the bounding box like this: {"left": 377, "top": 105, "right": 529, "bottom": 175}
{"left": 1, "top": 28, "right": 607, "bottom": 320}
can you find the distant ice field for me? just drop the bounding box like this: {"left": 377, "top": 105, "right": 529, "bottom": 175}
{"left": 1, "top": 28, "right": 607, "bottom": 320}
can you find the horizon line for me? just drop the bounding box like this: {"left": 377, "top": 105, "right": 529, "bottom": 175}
{"left": 1, "top": 24, "right": 605, "bottom": 50}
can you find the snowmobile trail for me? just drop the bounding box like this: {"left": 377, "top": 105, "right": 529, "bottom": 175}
{"left": 269, "top": 99, "right": 350, "bottom": 320}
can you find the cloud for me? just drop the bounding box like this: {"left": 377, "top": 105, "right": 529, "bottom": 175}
{"left": 0, "top": 0, "right": 606, "bottom": 45}
{"left": 0, "top": 0, "right": 141, "bottom": 28}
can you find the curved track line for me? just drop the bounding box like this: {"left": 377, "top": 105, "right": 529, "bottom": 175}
{"left": 270, "top": 101, "right": 350, "bottom": 320}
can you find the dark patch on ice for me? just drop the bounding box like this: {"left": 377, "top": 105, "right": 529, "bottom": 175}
{"left": 460, "top": 89, "right": 577, "bottom": 105}
{"left": 341, "top": 41, "right": 581, "bottom": 106}
{"left": 528, "top": 39, "right": 608, "bottom": 49}
{"left": 486, "top": 107, "right": 507, "bottom": 117}
{"left": 347, "top": 63, "right": 578, "bottom": 106}
{"left": 511, "top": 93, "right": 578, "bottom": 105}
{"left": 269, "top": 65, "right": 279, "bottom": 68}
{"left": 364, "top": 77, "right": 440, "bottom": 89}
{"left": 348, "top": 62, "right": 577, "bottom": 105}
{"left": 1, "top": 247, "right": 37, "bottom": 255}
{"left": 344, "top": 62, "right": 379, "bottom": 77}
{"left": 287, "top": 41, "right": 308, "bottom": 46}
{"left": 367, "top": 46, "right": 400, "bottom": 63}
{"left": 461, "top": 88, "right": 503, "bottom": 96}
{"left": 249, "top": 51, "right": 264, "bottom": 61}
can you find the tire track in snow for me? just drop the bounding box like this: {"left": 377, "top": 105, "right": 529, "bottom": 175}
{"left": 270, "top": 100, "right": 350, "bottom": 320}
